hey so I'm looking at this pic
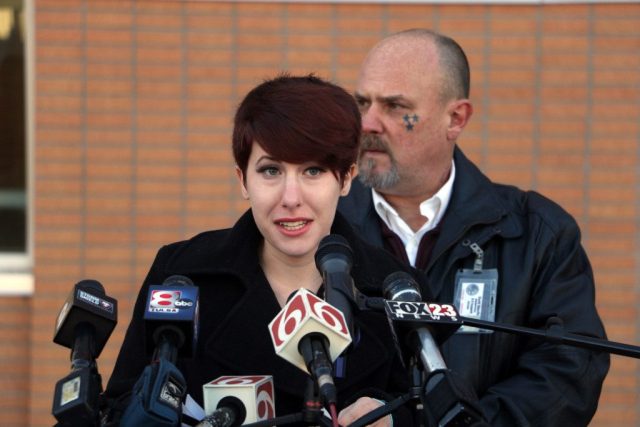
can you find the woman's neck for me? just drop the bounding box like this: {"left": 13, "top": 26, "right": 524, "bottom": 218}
{"left": 260, "top": 247, "right": 323, "bottom": 307}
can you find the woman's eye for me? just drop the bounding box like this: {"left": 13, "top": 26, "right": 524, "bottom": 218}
{"left": 305, "top": 167, "right": 325, "bottom": 177}
{"left": 258, "top": 166, "right": 280, "bottom": 177}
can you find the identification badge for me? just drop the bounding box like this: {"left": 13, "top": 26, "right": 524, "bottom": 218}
{"left": 453, "top": 268, "right": 498, "bottom": 333}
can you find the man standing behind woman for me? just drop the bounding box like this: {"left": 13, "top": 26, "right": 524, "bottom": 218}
{"left": 339, "top": 28, "right": 609, "bottom": 426}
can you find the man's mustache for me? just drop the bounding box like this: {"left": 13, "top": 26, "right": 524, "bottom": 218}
{"left": 360, "top": 134, "right": 389, "bottom": 153}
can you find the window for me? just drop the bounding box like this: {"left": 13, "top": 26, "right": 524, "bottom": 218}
{"left": 0, "top": 0, "right": 31, "bottom": 294}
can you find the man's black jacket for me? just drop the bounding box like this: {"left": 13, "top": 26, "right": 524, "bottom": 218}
{"left": 338, "top": 146, "right": 610, "bottom": 426}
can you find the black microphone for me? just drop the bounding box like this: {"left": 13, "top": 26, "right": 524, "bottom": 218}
{"left": 383, "top": 271, "right": 487, "bottom": 427}
{"left": 196, "top": 396, "right": 246, "bottom": 427}
{"left": 120, "top": 275, "right": 199, "bottom": 427}
{"left": 315, "top": 234, "right": 356, "bottom": 339}
{"left": 383, "top": 272, "right": 448, "bottom": 375}
{"left": 144, "top": 274, "right": 199, "bottom": 361}
{"left": 52, "top": 279, "right": 118, "bottom": 427}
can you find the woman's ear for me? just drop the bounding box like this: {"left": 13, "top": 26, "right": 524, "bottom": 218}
{"left": 340, "top": 163, "right": 358, "bottom": 196}
{"left": 235, "top": 166, "right": 249, "bottom": 199}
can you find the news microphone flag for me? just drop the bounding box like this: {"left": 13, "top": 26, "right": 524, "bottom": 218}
{"left": 384, "top": 299, "right": 463, "bottom": 345}
{"left": 144, "top": 278, "right": 199, "bottom": 358}
{"left": 268, "top": 288, "right": 352, "bottom": 373}
{"left": 202, "top": 375, "right": 275, "bottom": 424}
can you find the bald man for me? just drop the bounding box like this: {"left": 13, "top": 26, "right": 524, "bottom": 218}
{"left": 339, "top": 29, "right": 609, "bottom": 427}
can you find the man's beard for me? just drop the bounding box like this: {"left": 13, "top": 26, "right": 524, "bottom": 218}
{"left": 357, "top": 134, "right": 400, "bottom": 190}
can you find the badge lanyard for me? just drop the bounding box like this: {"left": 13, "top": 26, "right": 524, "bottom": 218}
{"left": 453, "top": 241, "right": 498, "bottom": 334}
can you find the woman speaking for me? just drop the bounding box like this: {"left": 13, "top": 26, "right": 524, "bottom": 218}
{"left": 105, "top": 75, "right": 417, "bottom": 427}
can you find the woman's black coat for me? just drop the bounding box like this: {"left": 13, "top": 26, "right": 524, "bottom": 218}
{"left": 106, "top": 210, "right": 414, "bottom": 424}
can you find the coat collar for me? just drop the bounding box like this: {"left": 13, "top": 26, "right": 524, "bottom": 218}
{"left": 338, "top": 146, "right": 523, "bottom": 299}
{"left": 343, "top": 146, "right": 522, "bottom": 244}
{"left": 162, "top": 209, "right": 399, "bottom": 296}
{"left": 161, "top": 209, "right": 264, "bottom": 280}
{"left": 429, "top": 146, "right": 523, "bottom": 258}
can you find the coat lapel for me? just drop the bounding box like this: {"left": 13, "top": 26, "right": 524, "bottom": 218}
{"left": 422, "top": 147, "right": 523, "bottom": 299}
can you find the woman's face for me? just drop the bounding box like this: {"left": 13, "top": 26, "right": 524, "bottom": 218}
{"left": 236, "top": 143, "right": 354, "bottom": 264}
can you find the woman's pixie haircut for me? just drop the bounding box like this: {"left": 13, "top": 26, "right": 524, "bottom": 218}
{"left": 232, "top": 74, "right": 361, "bottom": 181}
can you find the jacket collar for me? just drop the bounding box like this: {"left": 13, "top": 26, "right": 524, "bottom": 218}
{"left": 161, "top": 209, "right": 264, "bottom": 280}
{"left": 338, "top": 182, "right": 386, "bottom": 248}
{"left": 346, "top": 146, "right": 522, "bottom": 247}
{"left": 420, "top": 147, "right": 522, "bottom": 298}
{"left": 340, "top": 146, "right": 523, "bottom": 298}
{"left": 431, "top": 146, "right": 522, "bottom": 251}
{"left": 162, "top": 209, "right": 394, "bottom": 290}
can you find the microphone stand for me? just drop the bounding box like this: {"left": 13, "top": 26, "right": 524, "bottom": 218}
{"left": 363, "top": 296, "right": 640, "bottom": 359}
{"left": 355, "top": 297, "right": 640, "bottom": 427}
{"left": 347, "top": 357, "right": 487, "bottom": 427}
{"left": 462, "top": 315, "right": 640, "bottom": 358}
{"left": 52, "top": 323, "right": 103, "bottom": 427}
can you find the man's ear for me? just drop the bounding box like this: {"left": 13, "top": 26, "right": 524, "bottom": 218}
{"left": 340, "top": 163, "right": 357, "bottom": 196}
{"left": 447, "top": 99, "right": 473, "bottom": 141}
{"left": 235, "top": 166, "right": 249, "bottom": 199}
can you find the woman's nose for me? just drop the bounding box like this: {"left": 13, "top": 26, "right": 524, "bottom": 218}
{"left": 281, "top": 176, "right": 302, "bottom": 208}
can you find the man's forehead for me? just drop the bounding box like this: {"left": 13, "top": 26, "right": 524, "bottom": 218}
{"left": 357, "top": 58, "right": 439, "bottom": 103}
{"left": 355, "top": 90, "right": 411, "bottom": 104}
{"left": 355, "top": 69, "right": 420, "bottom": 102}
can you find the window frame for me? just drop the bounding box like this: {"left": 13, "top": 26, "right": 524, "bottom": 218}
{"left": 0, "top": 0, "right": 33, "bottom": 295}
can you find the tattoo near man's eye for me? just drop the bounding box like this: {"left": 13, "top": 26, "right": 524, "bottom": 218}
{"left": 402, "top": 113, "right": 419, "bottom": 131}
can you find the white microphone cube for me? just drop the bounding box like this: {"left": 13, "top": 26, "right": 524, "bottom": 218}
{"left": 268, "top": 288, "right": 352, "bottom": 373}
{"left": 202, "top": 375, "right": 275, "bottom": 423}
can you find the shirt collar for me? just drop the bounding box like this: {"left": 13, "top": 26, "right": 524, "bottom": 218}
{"left": 424, "top": 159, "right": 455, "bottom": 230}
{"left": 370, "top": 160, "right": 456, "bottom": 264}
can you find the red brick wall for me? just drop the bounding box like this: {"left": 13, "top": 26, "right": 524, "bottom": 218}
{"left": 9, "top": 0, "right": 639, "bottom": 425}
{"left": 0, "top": 297, "right": 30, "bottom": 425}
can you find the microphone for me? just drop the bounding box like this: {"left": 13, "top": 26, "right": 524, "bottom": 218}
{"left": 52, "top": 279, "right": 118, "bottom": 426}
{"left": 199, "top": 375, "right": 275, "bottom": 426}
{"left": 383, "top": 271, "right": 487, "bottom": 426}
{"left": 53, "top": 279, "right": 118, "bottom": 362}
{"left": 268, "top": 288, "right": 351, "bottom": 404}
{"left": 383, "top": 271, "right": 461, "bottom": 371}
{"left": 120, "top": 275, "right": 199, "bottom": 427}
{"left": 315, "top": 234, "right": 356, "bottom": 338}
{"left": 144, "top": 274, "right": 199, "bottom": 361}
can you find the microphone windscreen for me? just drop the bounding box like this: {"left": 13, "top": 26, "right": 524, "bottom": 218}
{"left": 79, "top": 279, "right": 105, "bottom": 295}
{"left": 315, "top": 234, "right": 353, "bottom": 271}
{"left": 383, "top": 271, "right": 422, "bottom": 302}
{"left": 53, "top": 280, "right": 118, "bottom": 358}
{"left": 163, "top": 275, "right": 195, "bottom": 287}
{"left": 315, "top": 234, "right": 356, "bottom": 340}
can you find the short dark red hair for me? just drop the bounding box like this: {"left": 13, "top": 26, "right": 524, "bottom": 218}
{"left": 232, "top": 74, "right": 361, "bottom": 181}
